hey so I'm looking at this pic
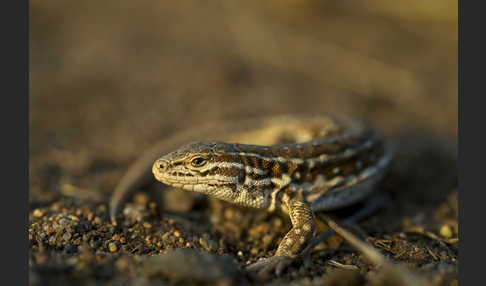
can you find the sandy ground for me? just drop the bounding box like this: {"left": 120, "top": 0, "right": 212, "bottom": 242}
{"left": 29, "top": 1, "right": 457, "bottom": 285}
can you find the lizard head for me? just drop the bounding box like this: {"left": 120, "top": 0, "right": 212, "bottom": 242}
{"left": 152, "top": 141, "right": 244, "bottom": 200}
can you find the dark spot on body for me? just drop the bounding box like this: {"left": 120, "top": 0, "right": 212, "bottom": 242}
{"left": 272, "top": 162, "right": 282, "bottom": 177}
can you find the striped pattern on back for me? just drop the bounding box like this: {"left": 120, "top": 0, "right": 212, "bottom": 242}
{"left": 152, "top": 115, "right": 391, "bottom": 212}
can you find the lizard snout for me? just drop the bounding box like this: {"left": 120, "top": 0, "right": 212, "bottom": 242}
{"left": 153, "top": 159, "right": 169, "bottom": 175}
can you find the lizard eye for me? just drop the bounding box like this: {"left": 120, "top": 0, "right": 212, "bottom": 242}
{"left": 191, "top": 157, "right": 206, "bottom": 167}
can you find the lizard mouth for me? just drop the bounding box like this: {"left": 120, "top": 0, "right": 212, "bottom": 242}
{"left": 153, "top": 167, "right": 235, "bottom": 190}
{"left": 153, "top": 168, "right": 237, "bottom": 197}
{"left": 152, "top": 160, "right": 237, "bottom": 191}
{"left": 154, "top": 169, "right": 197, "bottom": 184}
{"left": 152, "top": 160, "right": 192, "bottom": 183}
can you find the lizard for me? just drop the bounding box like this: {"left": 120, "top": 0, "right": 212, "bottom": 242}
{"left": 109, "top": 114, "right": 393, "bottom": 275}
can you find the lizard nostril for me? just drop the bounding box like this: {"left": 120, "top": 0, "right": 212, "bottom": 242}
{"left": 157, "top": 160, "right": 168, "bottom": 171}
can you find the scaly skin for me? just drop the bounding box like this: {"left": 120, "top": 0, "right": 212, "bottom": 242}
{"left": 110, "top": 114, "right": 392, "bottom": 275}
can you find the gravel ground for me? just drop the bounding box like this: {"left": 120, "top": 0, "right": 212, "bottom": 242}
{"left": 29, "top": 1, "right": 457, "bottom": 285}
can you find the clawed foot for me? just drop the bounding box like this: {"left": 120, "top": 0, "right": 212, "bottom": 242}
{"left": 245, "top": 256, "right": 294, "bottom": 279}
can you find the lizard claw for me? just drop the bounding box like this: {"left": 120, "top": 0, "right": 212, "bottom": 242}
{"left": 246, "top": 256, "right": 294, "bottom": 279}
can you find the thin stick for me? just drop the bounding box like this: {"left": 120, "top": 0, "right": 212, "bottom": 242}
{"left": 320, "top": 214, "right": 428, "bottom": 286}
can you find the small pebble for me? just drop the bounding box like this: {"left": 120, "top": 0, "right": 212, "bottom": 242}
{"left": 262, "top": 234, "right": 274, "bottom": 247}
{"left": 148, "top": 202, "right": 157, "bottom": 210}
{"left": 97, "top": 204, "right": 107, "bottom": 212}
{"left": 199, "top": 238, "right": 218, "bottom": 251}
{"left": 440, "top": 225, "right": 453, "bottom": 238}
{"left": 108, "top": 242, "right": 118, "bottom": 252}
{"left": 161, "top": 232, "right": 171, "bottom": 242}
{"left": 48, "top": 236, "right": 56, "bottom": 245}
{"left": 134, "top": 193, "right": 149, "bottom": 206}
{"left": 143, "top": 222, "right": 152, "bottom": 229}
{"left": 33, "top": 209, "right": 43, "bottom": 218}
{"left": 224, "top": 209, "right": 234, "bottom": 220}
{"left": 68, "top": 215, "right": 79, "bottom": 221}
{"left": 90, "top": 239, "right": 101, "bottom": 249}
{"left": 63, "top": 232, "right": 72, "bottom": 241}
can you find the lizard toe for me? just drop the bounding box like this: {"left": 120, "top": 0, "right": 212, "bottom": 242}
{"left": 246, "top": 256, "right": 294, "bottom": 279}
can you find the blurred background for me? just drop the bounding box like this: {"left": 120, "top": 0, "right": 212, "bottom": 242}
{"left": 30, "top": 0, "right": 457, "bottom": 165}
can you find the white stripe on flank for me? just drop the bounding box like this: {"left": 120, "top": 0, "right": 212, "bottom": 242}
{"left": 270, "top": 174, "right": 292, "bottom": 188}
{"left": 268, "top": 187, "right": 283, "bottom": 212}
{"left": 245, "top": 165, "right": 266, "bottom": 175}
{"left": 326, "top": 176, "right": 347, "bottom": 188}
{"left": 228, "top": 141, "right": 374, "bottom": 170}
{"left": 243, "top": 177, "right": 272, "bottom": 186}
{"left": 305, "top": 147, "right": 392, "bottom": 203}
{"left": 268, "top": 174, "right": 292, "bottom": 212}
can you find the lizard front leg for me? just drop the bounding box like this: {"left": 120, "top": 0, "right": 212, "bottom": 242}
{"left": 276, "top": 193, "right": 316, "bottom": 257}
{"left": 247, "top": 189, "right": 316, "bottom": 277}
